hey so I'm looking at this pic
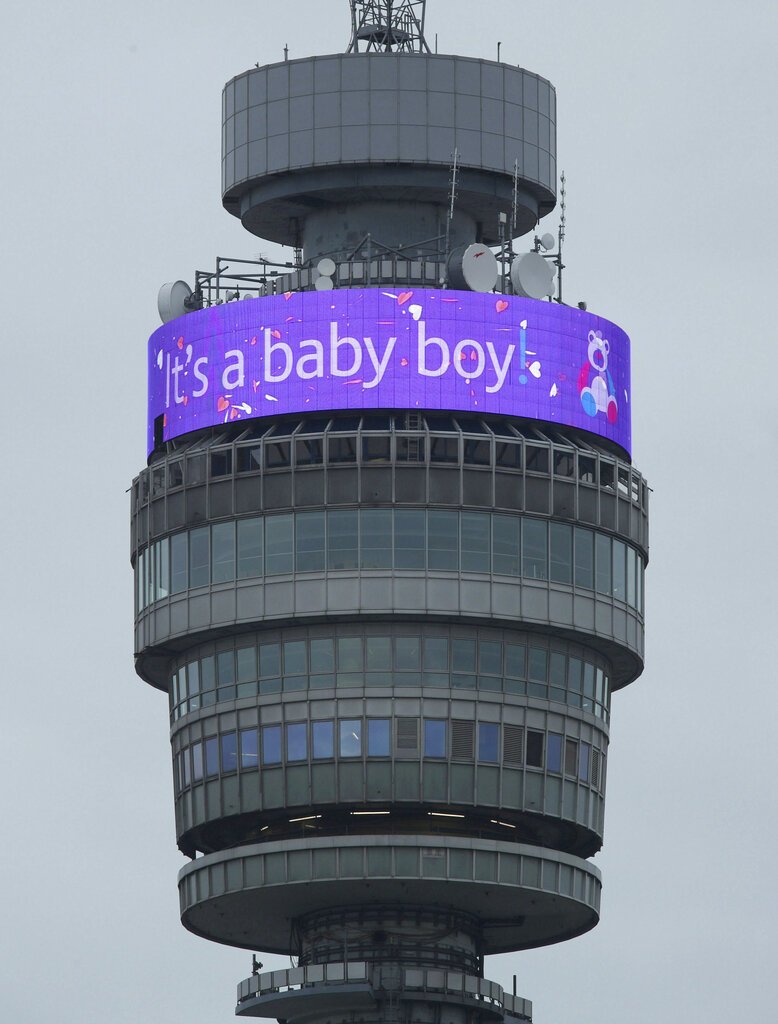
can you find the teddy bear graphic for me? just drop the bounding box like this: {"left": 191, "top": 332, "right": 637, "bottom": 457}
{"left": 578, "top": 330, "right": 618, "bottom": 424}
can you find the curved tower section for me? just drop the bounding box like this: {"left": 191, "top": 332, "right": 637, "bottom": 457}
{"left": 131, "top": 6, "right": 648, "bottom": 1022}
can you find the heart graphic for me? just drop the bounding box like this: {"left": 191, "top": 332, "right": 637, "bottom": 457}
{"left": 177, "top": 337, "right": 184, "bottom": 350}
{"left": 397, "top": 291, "right": 413, "bottom": 305}
{"left": 408, "top": 304, "right": 423, "bottom": 321}
{"left": 217, "top": 396, "right": 230, "bottom": 413}
{"left": 529, "top": 361, "right": 542, "bottom": 378}
{"left": 496, "top": 299, "right": 509, "bottom": 313}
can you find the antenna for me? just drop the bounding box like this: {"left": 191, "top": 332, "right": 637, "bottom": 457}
{"left": 444, "top": 146, "right": 459, "bottom": 282}
{"left": 347, "top": 1, "right": 431, "bottom": 53}
{"left": 556, "top": 170, "right": 566, "bottom": 303}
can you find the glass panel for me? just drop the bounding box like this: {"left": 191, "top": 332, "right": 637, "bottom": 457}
{"left": 265, "top": 515, "right": 293, "bottom": 575}
{"left": 595, "top": 533, "right": 612, "bottom": 595}
{"left": 424, "top": 719, "right": 446, "bottom": 758}
{"left": 525, "top": 445, "right": 549, "bottom": 473}
{"left": 528, "top": 647, "right": 548, "bottom": 682}
{"left": 495, "top": 441, "right": 521, "bottom": 469}
{"left": 423, "top": 637, "right": 449, "bottom": 670}
{"left": 565, "top": 738, "right": 578, "bottom": 776}
{"left": 479, "top": 641, "right": 502, "bottom": 675}
{"left": 259, "top": 643, "right": 281, "bottom": 678}
{"left": 200, "top": 655, "right": 216, "bottom": 693}
{"left": 430, "top": 436, "right": 459, "bottom": 463}
{"left": 217, "top": 650, "right": 235, "bottom": 685}
{"left": 627, "top": 547, "right": 637, "bottom": 607}
{"left": 310, "top": 638, "right": 334, "bottom": 673}
{"left": 547, "top": 733, "right": 562, "bottom": 773}
{"left": 395, "top": 637, "right": 420, "bottom": 671}
{"left": 237, "top": 518, "right": 263, "bottom": 579}
{"left": 312, "top": 721, "right": 334, "bottom": 759}
{"left": 239, "top": 729, "right": 258, "bottom": 769}
{"left": 461, "top": 512, "right": 490, "bottom": 572}
{"left": 395, "top": 509, "right": 425, "bottom": 569}
{"left": 579, "top": 742, "right": 590, "bottom": 782}
{"left": 189, "top": 527, "right": 210, "bottom": 588}
{"left": 156, "top": 539, "right": 169, "bottom": 600}
{"left": 338, "top": 637, "right": 362, "bottom": 672}
{"left": 452, "top": 638, "right": 476, "bottom": 673}
{"left": 526, "top": 730, "right": 544, "bottom": 767}
{"left": 463, "top": 438, "right": 490, "bottom": 465}
{"left": 366, "top": 636, "right": 392, "bottom": 670}
{"left": 340, "top": 719, "right": 362, "bottom": 757}
{"left": 329, "top": 435, "right": 357, "bottom": 463}
{"left": 221, "top": 732, "right": 238, "bottom": 773}
{"left": 362, "top": 436, "right": 391, "bottom": 462}
{"left": 493, "top": 515, "right": 520, "bottom": 576}
{"left": 211, "top": 522, "right": 235, "bottom": 583}
{"left": 582, "top": 663, "right": 595, "bottom": 713}
{"left": 237, "top": 445, "right": 262, "bottom": 472}
{"left": 287, "top": 723, "right": 307, "bottom": 762}
{"left": 549, "top": 523, "right": 572, "bottom": 584}
{"left": 192, "top": 742, "right": 203, "bottom": 782}
{"left": 367, "top": 719, "right": 391, "bottom": 756}
{"left": 328, "top": 510, "right": 358, "bottom": 569}
{"left": 237, "top": 646, "right": 256, "bottom": 683}
{"left": 613, "top": 539, "right": 626, "bottom": 600}
{"left": 360, "top": 509, "right": 392, "bottom": 568}
{"left": 265, "top": 440, "right": 290, "bottom": 468}
{"left": 574, "top": 528, "right": 594, "bottom": 590}
{"left": 478, "top": 723, "right": 499, "bottom": 763}
{"left": 296, "top": 511, "right": 325, "bottom": 572}
{"left": 262, "top": 725, "right": 282, "bottom": 765}
{"left": 210, "top": 449, "right": 232, "bottom": 477}
{"left": 295, "top": 437, "right": 323, "bottom": 465}
{"left": 428, "top": 510, "right": 459, "bottom": 570}
{"left": 284, "top": 641, "right": 306, "bottom": 675}
{"left": 522, "top": 519, "right": 548, "bottom": 580}
{"left": 171, "top": 533, "right": 188, "bottom": 593}
{"left": 205, "top": 736, "right": 219, "bottom": 776}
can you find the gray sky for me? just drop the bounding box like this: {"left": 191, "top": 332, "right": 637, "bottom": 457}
{"left": 2, "top": 1, "right": 777, "bottom": 1021}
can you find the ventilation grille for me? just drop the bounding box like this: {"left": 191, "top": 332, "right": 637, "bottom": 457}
{"left": 451, "top": 720, "right": 475, "bottom": 760}
{"left": 591, "top": 749, "right": 601, "bottom": 790}
{"left": 504, "top": 725, "right": 524, "bottom": 766}
{"left": 396, "top": 718, "right": 419, "bottom": 752}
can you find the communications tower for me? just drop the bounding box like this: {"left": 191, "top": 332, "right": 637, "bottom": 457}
{"left": 131, "top": 3, "right": 649, "bottom": 1021}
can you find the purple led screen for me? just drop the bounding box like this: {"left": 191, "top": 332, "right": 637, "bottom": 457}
{"left": 147, "top": 289, "right": 631, "bottom": 455}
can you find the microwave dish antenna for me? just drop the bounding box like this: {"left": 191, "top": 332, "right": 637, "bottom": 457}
{"left": 347, "top": 0, "right": 431, "bottom": 53}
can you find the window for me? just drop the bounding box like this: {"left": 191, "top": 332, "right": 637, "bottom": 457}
{"left": 237, "top": 445, "right": 262, "bottom": 473}
{"left": 493, "top": 515, "right": 520, "bottom": 576}
{"left": 461, "top": 512, "right": 490, "bottom": 572}
{"left": 211, "top": 522, "right": 235, "bottom": 583}
{"left": 237, "top": 518, "right": 262, "bottom": 579}
{"left": 362, "top": 436, "right": 391, "bottom": 462}
{"left": 395, "top": 509, "right": 425, "bottom": 569}
{"left": 262, "top": 725, "right": 281, "bottom": 765}
{"left": 328, "top": 510, "right": 358, "bottom": 569}
{"left": 329, "top": 435, "right": 357, "bottom": 463}
{"left": 189, "top": 527, "right": 209, "bottom": 587}
{"left": 595, "top": 533, "right": 611, "bottom": 594}
{"left": 565, "top": 738, "right": 578, "bottom": 776}
{"left": 478, "top": 723, "right": 499, "bottom": 763}
{"left": 463, "top": 438, "right": 490, "bottom": 465}
{"left": 550, "top": 523, "right": 572, "bottom": 584}
{"left": 428, "top": 510, "right": 458, "bottom": 570}
{"left": 522, "top": 519, "right": 548, "bottom": 580}
{"left": 221, "top": 732, "right": 238, "bottom": 773}
{"left": 424, "top": 720, "right": 447, "bottom": 758}
{"left": 205, "top": 736, "right": 219, "bottom": 777}
{"left": 547, "top": 733, "right": 562, "bottom": 773}
{"left": 430, "top": 436, "right": 459, "bottom": 463}
{"left": 295, "top": 437, "right": 322, "bottom": 465}
{"left": 312, "top": 721, "right": 334, "bottom": 759}
{"left": 574, "top": 528, "right": 594, "bottom": 590}
{"left": 192, "top": 742, "right": 203, "bottom": 782}
{"left": 395, "top": 637, "right": 420, "bottom": 671}
{"left": 265, "top": 515, "right": 293, "bottom": 575}
{"left": 239, "top": 729, "right": 258, "bottom": 769}
{"left": 265, "top": 440, "right": 290, "bottom": 468}
{"left": 526, "top": 730, "right": 544, "bottom": 767}
{"left": 367, "top": 719, "right": 391, "bottom": 756}
{"left": 286, "top": 723, "right": 307, "bottom": 762}
{"left": 360, "top": 509, "right": 392, "bottom": 568}
{"left": 340, "top": 720, "right": 362, "bottom": 757}
{"left": 613, "top": 540, "right": 626, "bottom": 600}
{"left": 295, "top": 511, "right": 325, "bottom": 572}
{"left": 210, "top": 449, "right": 232, "bottom": 477}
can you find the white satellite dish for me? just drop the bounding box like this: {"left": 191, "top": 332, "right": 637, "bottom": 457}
{"left": 540, "top": 232, "right": 556, "bottom": 252}
{"left": 447, "top": 243, "right": 499, "bottom": 293}
{"left": 510, "top": 252, "right": 556, "bottom": 299}
{"left": 317, "top": 257, "right": 336, "bottom": 277}
{"left": 314, "top": 275, "right": 334, "bottom": 291}
{"left": 158, "top": 280, "right": 193, "bottom": 324}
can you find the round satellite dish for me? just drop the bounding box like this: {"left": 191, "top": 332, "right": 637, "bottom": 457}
{"left": 317, "top": 257, "right": 336, "bottom": 277}
{"left": 158, "top": 280, "right": 193, "bottom": 324}
{"left": 447, "top": 243, "right": 499, "bottom": 293}
{"left": 510, "top": 252, "right": 556, "bottom": 300}
{"left": 540, "top": 232, "right": 556, "bottom": 252}
{"left": 314, "top": 275, "right": 334, "bottom": 291}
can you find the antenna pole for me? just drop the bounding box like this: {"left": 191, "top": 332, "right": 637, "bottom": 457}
{"left": 347, "top": 1, "right": 430, "bottom": 53}
{"left": 444, "top": 146, "right": 459, "bottom": 284}
{"left": 556, "top": 170, "right": 566, "bottom": 304}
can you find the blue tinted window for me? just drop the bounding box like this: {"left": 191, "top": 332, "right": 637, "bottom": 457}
{"left": 367, "top": 719, "right": 390, "bottom": 756}
{"left": 205, "top": 736, "right": 219, "bottom": 777}
{"left": 239, "top": 729, "right": 258, "bottom": 769}
{"left": 478, "top": 723, "right": 499, "bottom": 763}
{"left": 340, "top": 719, "right": 362, "bottom": 757}
{"left": 262, "top": 725, "right": 281, "bottom": 765}
{"left": 287, "top": 723, "right": 307, "bottom": 762}
{"left": 221, "top": 732, "right": 238, "bottom": 773}
{"left": 312, "top": 721, "right": 334, "bottom": 759}
{"left": 547, "top": 733, "right": 562, "bottom": 772}
{"left": 424, "top": 719, "right": 446, "bottom": 758}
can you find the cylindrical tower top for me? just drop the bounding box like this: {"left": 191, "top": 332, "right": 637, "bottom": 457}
{"left": 222, "top": 54, "right": 556, "bottom": 251}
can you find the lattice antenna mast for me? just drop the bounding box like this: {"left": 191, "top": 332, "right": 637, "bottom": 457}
{"left": 348, "top": 1, "right": 431, "bottom": 53}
